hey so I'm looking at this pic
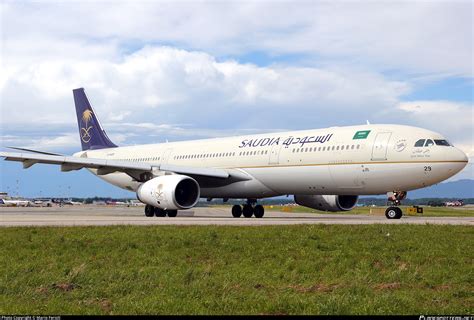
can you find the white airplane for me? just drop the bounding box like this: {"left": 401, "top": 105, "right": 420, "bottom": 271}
{"left": 0, "top": 88, "right": 468, "bottom": 219}
{"left": 0, "top": 198, "right": 31, "bottom": 207}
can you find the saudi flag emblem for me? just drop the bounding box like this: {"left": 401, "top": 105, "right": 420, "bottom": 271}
{"left": 353, "top": 130, "right": 371, "bottom": 139}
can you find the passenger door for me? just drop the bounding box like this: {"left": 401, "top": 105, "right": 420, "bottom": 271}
{"left": 371, "top": 132, "right": 392, "bottom": 161}
{"left": 372, "top": 132, "right": 392, "bottom": 161}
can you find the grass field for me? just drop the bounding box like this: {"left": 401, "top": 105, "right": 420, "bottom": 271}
{"left": 263, "top": 205, "right": 474, "bottom": 217}
{"left": 0, "top": 225, "right": 472, "bottom": 315}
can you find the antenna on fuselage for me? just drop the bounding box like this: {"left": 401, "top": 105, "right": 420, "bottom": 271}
{"left": 366, "top": 120, "right": 371, "bottom": 125}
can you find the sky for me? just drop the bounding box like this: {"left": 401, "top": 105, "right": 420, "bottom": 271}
{"left": 0, "top": 0, "right": 473, "bottom": 198}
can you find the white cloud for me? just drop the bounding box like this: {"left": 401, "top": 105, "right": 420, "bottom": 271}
{"left": 1, "top": 46, "right": 411, "bottom": 131}
{"left": 0, "top": 133, "right": 80, "bottom": 151}
{"left": 2, "top": 1, "right": 472, "bottom": 76}
{"left": 396, "top": 100, "right": 473, "bottom": 142}
{"left": 0, "top": 1, "right": 471, "bottom": 182}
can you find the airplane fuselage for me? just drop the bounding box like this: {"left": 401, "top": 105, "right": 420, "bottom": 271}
{"left": 76, "top": 124, "right": 468, "bottom": 199}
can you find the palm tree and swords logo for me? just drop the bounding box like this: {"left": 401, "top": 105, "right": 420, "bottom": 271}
{"left": 154, "top": 184, "right": 165, "bottom": 202}
{"left": 81, "top": 109, "right": 94, "bottom": 143}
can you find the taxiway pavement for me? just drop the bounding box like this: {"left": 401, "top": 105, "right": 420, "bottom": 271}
{"left": 0, "top": 206, "right": 472, "bottom": 227}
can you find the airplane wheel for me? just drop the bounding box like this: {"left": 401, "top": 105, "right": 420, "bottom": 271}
{"left": 385, "top": 207, "right": 402, "bottom": 219}
{"left": 145, "top": 205, "right": 154, "bottom": 217}
{"left": 167, "top": 210, "right": 178, "bottom": 217}
{"left": 254, "top": 204, "right": 264, "bottom": 218}
{"left": 232, "top": 205, "right": 242, "bottom": 218}
{"left": 154, "top": 207, "right": 167, "bottom": 217}
{"left": 242, "top": 204, "right": 254, "bottom": 218}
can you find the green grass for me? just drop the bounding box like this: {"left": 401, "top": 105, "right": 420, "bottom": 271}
{"left": 0, "top": 225, "right": 472, "bottom": 315}
{"left": 264, "top": 205, "right": 474, "bottom": 217}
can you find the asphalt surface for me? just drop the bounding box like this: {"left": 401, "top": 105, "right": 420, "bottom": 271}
{"left": 0, "top": 205, "right": 472, "bottom": 226}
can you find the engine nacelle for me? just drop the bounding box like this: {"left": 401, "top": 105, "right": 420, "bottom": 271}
{"left": 137, "top": 175, "right": 200, "bottom": 210}
{"left": 294, "top": 195, "right": 359, "bottom": 212}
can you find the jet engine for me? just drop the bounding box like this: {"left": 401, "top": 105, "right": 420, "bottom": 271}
{"left": 294, "top": 195, "right": 358, "bottom": 212}
{"left": 137, "top": 175, "right": 200, "bottom": 210}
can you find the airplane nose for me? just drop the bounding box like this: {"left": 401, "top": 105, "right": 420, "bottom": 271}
{"left": 449, "top": 147, "right": 469, "bottom": 174}
{"left": 456, "top": 148, "right": 469, "bottom": 163}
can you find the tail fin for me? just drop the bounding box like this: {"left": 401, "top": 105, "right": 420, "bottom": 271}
{"left": 73, "top": 88, "right": 117, "bottom": 151}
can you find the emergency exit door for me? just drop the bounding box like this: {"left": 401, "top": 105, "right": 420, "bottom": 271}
{"left": 268, "top": 144, "right": 282, "bottom": 165}
{"left": 161, "top": 148, "right": 173, "bottom": 164}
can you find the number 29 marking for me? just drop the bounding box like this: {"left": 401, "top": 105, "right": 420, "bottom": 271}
{"left": 424, "top": 166, "right": 432, "bottom": 172}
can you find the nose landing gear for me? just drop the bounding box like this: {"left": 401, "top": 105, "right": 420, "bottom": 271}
{"left": 385, "top": 191, "right": 407, "bottom": 219}
{"left": 385, "top": 206, "right": 403, "bottom": 219}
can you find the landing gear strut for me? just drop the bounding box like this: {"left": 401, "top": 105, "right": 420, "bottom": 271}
{"left": 144, "top": 205, "right": 178, "bottom": 218}
{"left": 385, "top": 191, "right": 407, "bottom": 219}
{"left": 231, "top": 199, "right": 265, "bottom": 218}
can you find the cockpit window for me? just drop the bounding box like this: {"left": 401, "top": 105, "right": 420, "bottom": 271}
{"left": 424, "top": 139, "right": 434, "bottom": 147}
{"left": 414, "top": 139, "right": 425, "bottom": 147}
{"left": 434, "top": 139, "right": 451, "bottom": 146}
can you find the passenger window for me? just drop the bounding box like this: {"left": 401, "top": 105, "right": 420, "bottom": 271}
{"left": 414, "top": 139, "right": 425, "bottom": 147}
{"left": 425, "top": 139, "right": 434, "bottom": 147}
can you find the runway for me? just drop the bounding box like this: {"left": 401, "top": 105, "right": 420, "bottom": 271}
{"left": 0, "top": 205, "right": 472, "bottom": 226}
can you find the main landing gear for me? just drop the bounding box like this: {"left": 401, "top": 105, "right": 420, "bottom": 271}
{"left": 384, "top": 191, "right": 407, "bottom": 219}
{"left": 144, "top": 204, "right": 178, "bottom": 218}
{"left": 231, "top": 199, "right": 265, "bottom": 218}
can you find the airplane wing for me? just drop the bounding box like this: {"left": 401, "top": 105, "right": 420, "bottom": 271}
{"left": 0, "top": 151, "right": 251, "bottom": 182}
{"left": 6, "top": 146, "right": 64, "bottom": 156}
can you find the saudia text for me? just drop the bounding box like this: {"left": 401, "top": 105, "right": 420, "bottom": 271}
{"left": 239, "top": 134, "right": 333, "bottom": 148}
